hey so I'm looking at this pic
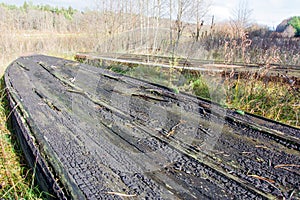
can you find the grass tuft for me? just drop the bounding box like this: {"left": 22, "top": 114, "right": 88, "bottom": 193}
{"left": 225, "top": 78, "right": 300, "bottom": 126}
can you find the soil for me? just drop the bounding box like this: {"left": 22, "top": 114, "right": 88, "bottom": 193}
{"left": 5, "top": 55, "right": 300, "bottom": 199}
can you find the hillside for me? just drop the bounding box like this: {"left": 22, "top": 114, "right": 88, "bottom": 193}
{"left": 276, "top": 16, "right": 300, "bottom": 37}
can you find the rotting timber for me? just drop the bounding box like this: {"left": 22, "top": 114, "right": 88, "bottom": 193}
{"left": 75, "top": 52, "right": 300, "bottom": 86}
{"left": 4, "top": 55, "right": 300, "bottom": 199}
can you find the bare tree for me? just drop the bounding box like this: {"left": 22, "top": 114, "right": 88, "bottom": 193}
{"left": 166, "top": 0, "right": 194, "bottom": 49}
{"left": 167, "top": 0, "right": 210, "bottom": 46}
{"left": 153, "top": 0, "right": 162, "bottom": 52}
{"left": 138, "top": 0, "right": 143, "bottom": 46}
{"left": 230, "top": 0, "right": 253, "bottom": 37}
{"left": 193, "top": 0, "right": 211, "bottom": 41}
{"left": 174, "top": 0, "right": 193, "bottom": 46}
{"left": 169, "top": 0, "right": 173, "bottom": 47}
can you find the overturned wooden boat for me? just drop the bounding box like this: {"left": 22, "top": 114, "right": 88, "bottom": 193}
{"left": 5, "top": 55, "right": 300, "bottom": 199}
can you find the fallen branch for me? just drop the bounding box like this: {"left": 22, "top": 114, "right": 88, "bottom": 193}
{"left": 104, "top": 191, "right": 137, "bottom": 197}
{"left": 166, "top": 120, "right": 185, "bottom": 137}
{"left": 248, "top": 174, "right": 275, "bottom": 184}
{"left": 274, "top": 164, "right": 300, "bottom": 169}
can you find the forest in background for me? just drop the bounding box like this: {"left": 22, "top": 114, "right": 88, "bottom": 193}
{"left": 1, "top": 0, "right": 300, "bottom": 76}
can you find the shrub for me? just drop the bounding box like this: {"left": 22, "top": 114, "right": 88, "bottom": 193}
{"left": 288, "top": 16, "right": 300, "bottom": 36}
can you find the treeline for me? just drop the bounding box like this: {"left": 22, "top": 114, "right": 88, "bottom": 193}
{"left": 0, "top": 0, "right": 212, "bottom": 39}
{"left": 0, "top": 2, "right": 83, "bottom": 32}
{"left": 0, "top": 1, "right": 77, "bottom": 19}
{"left": 0, "top": 1, "right": 299, "bottom": 65}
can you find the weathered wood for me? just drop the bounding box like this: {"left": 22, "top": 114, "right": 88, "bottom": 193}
{"left": 75, "top": 53, "right": 300, "bottom": 86}
{"left": 5, "top": 55, "right": 300, "bottom": 199}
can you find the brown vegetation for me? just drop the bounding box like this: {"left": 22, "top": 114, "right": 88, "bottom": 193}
{"left": 1, "top": 1, "right": 299, "bottom": 75}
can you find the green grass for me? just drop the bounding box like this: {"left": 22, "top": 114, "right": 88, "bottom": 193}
{"left": 186, "top": 74, "right": 299, "bottom": 127}
{"left": 0, "top": 78, "right": 45, "bottom": 199}
{"left": 225, "top": 78, "right": 300, "bottom": 126}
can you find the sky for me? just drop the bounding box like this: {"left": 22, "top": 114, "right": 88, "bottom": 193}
{"left": 0, "top": 0, "right": 299, "bottom": 28}
{"left": 210, "top": 0, "right": 300, "bottom": 28}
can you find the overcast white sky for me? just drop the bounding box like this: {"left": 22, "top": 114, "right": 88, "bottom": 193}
{"left": 0, "top": 0, "right": 299, "bottom": 28}
{"left": 210, "top": 0, "right": 300, "bottom": 28}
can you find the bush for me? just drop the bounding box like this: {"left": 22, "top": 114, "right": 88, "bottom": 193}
{"left": 288, "top": 16, "right": 300, "bottom": 36}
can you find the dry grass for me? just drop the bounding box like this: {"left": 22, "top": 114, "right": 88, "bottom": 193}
{"left": 0, "top": 31, "right": 98, "bottom": 75}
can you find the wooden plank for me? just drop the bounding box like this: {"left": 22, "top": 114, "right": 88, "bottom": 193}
{"left": 5, "top": 55, "right": 300, "bottom": 199}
